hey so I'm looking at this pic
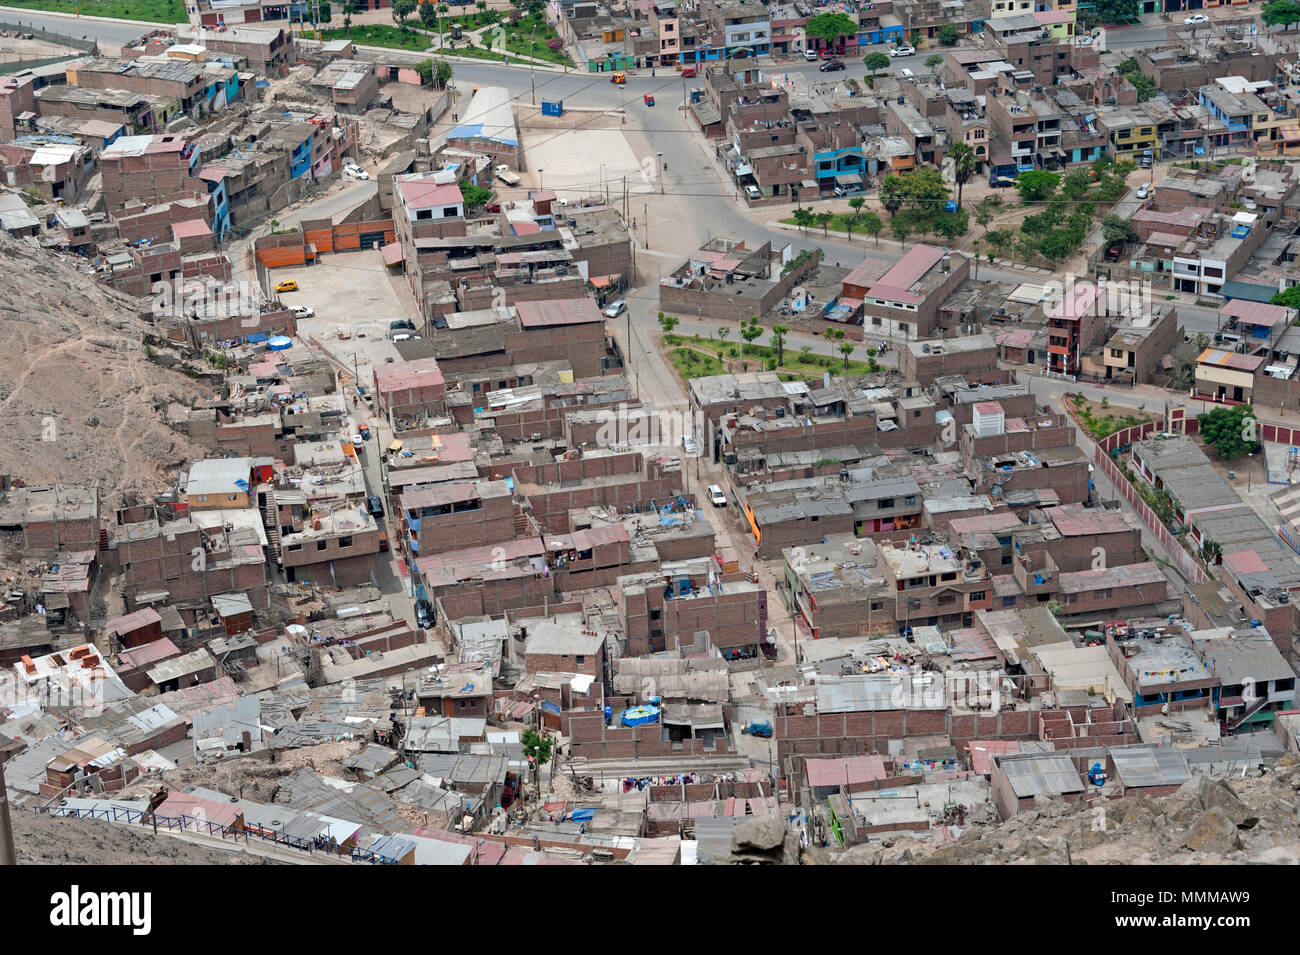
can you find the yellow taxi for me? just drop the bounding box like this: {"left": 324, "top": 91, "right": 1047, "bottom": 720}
{"left": 275, "top": 280, "right": 299, "bottom": 293}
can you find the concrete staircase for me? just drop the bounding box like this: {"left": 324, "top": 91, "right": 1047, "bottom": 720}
{"left": 260, "top": 484, "right": 282, "bottom": 565}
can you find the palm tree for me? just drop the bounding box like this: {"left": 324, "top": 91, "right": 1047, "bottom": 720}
{"left": 772, "top": 324, "right": 789, "bottom": 367}
{"left": 839, "top": 341, "right": 855, "bottom": 371}
{"left": 950, "top": 142, "right": 976, "bottom": 207}
{"left": 815, "top": 211, "right": 834, "bottom": 236}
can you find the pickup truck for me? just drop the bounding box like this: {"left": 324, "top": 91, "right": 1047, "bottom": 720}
{"left": 495, "top": 164, "right": 521, "bottom": 187}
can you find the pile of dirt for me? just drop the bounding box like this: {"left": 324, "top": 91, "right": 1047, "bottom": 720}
{"left": 817, "top": 758, "right": 1300, "bottom": 865}
{"left": 0, "top": 233, "right": 207, "bottom": 503}
{"left": 13, "top": 807, "right": 275, "bottom": 865}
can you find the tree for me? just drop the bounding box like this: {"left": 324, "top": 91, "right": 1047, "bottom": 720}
{"left": 815, "top": 211, "right": 834, "bottom": 236}
{"left": 859, "top": 209, "right": 884, "bottom": 245}
{"left": 657, "top": 314, "right": 679, "bottom": 336}
{"left": 1198, "top": 404, "right": 1261, "bottom": 460}
{"left": 460, "top": 182, "right": 493, "bottom": 208}
{"left": 974, "top": 199, "right": 995, "bottom": 230}
{"left": 718, "top": 327, "right": 730, "bottom": 343}
{"left": 806, "top": 11, "right": 857, "bottom": 44}
{"left": 393, "top": 0, "right": 416, "bottom": 28}
{"left": 1200, "top": 538, "right": 1223, "bottom": 565}
{"left": 1101, "top": 214, "right": 1137, "bottom": 247}
{"left": 891, "top": 215, "right": 912, "bottom": 245}
{"left": 772, "top": 324, "right": 789, "bottom": 367}
{"left": 476, "top": 0, "right": 487, "bottom": 11}
{"left": 521, "top": 727, "right": 553, "bottom": 789}
{"left": 1016, "top": 169, "right": 1060, "bottom": 203}
{"left": 1094, "top": 0, "right": 1139, "bottom": 23}
{"left": 1263, "top": 0, "right": 1300, "bottom": 29}
{"left": 791, "top": 207, "right": 815, "bottom": 234}
{"left": 741, "top": 318, "right": 763, "bottom": 357}
{"left": 863, "top": 51, "right": 891, "bottom": 80}
{"left": 839, "top": 341, "right": 855, "bottom": 371}
{"left": 950, "top": 142, "right": 976, "bottom": 206}
{"left": 937, "top": 23, "right": 959, "bottom": 46}
{"left": 415, "top": 58, "right": 434, "bottom": 85}
{"left": 419, "top": 0, "right": 439, "bottom": 29}
{"left": 1271, "top": 285, "right": 1300, "bottom": 309}
{"left": 925, "top": 54, "right": 943, "bottom": 69}
{"left": 435, "top": 59, "right": 453, "bottom": 88}
{"left": 848, "top": 195, "right": 865, "bottom": 219}
{"left": 800, "top": 344, "right": 813, "bottom": 363}
{"left": 879, "top": 175, "right": 904, "bottom": 216}
{"left": 985, "top": 228, "right": 1016, "bottom": 261}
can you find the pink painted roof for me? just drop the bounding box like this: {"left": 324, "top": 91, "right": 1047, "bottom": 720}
{"left": 974, "top": 401, "right": 1003, "bottom": 415}
{"left": 397, "top": 177, "right": 462, "bottom": 211}
{"left": 515, "top": 297, "right": 604, "bottom": 329}
{"left": 1033, "top": 10, "right": 1073, "bottom": 23}
{"left": 1220, "top": 298, "right": 1288, "bottom": 328}
{"left": 118, "top": 637, "right": 181, "bottom": 670}
{"left": 171, "top": 218, "right": 211, "bottom": 239}
{"left": 868, "top": 244, "right": 946, "bottom": 305}
{"left": 511, "top": 221, "right": 542, "bottom": 235}
{"left": 1222, "top": 549, "right": 1269, "bottom": 575}
{"left": 1050, "top": 281, "right": 1100, "bottom": 323}
{"left": 374, "top": 356, "right": 444, "bottom": 394}
{"left": 805, "top": 755, "right": 887, "bottom": 787}
{"left": 968, "top": 740, "right": 1021, "bottom": 775}
{"left": 1197, "top": 347, "right": 1266, "bottom": 372}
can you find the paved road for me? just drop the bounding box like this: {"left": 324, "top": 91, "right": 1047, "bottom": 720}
{"left": 0, "top": 6, "right": 162, "bottom": 48}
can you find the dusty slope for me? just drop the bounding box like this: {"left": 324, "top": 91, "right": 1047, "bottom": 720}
{"left": 820, "top": 758, "right": 1300, "bottom": 865}
{"left": 13, "top": 807, "right": 275, "bottom": 865}
{"left": 0, "top": 234, "right": 207, "bottom": 503}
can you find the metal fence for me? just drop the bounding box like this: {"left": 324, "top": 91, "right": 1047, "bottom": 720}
{"left": 0, "top": 19, "right": 99, "bottom": 50}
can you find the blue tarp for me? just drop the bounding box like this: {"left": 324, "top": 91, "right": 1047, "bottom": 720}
{"left": 247, "top": 332, "right": 268, "bottom": 344}
{"left": 570, "top": 809, "right": 595, "bottom": 822}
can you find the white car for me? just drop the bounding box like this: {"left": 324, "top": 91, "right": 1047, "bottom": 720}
{"left": 745, "top": 184, "right": 762, "bottom": 200}
{"left": 604, "top": 300, "right": 627, "bottom": 318}
{"left": 1184, "top": 14, "right": 1209, "bottom": 24}
{"left": 802, "top": 48, "right": 818, "bottom": 61}
{"left": 708, "top": 484, "right": 728, "bottom": 507}
{"left": 681, "top": 434, "right": 699, "bottom": 456}
{"left": 890, "top": 46, "right": 916, "bottom": 57}
{"left": 1136, "top": 183, "right": 1150, "bottom": 199}
{"left": 292, "top": 305, "right": 314, "bottom": 318}
{"left": 343, "top": 166, "right": 370, "bottom": 181}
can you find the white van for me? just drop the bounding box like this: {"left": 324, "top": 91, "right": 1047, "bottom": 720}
{"left": 899, "top": 68, "right": 915, "bottom": 79}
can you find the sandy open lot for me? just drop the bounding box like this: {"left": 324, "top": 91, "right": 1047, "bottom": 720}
{"left": 274, "top": 250, "right": 412, "bottom": 381}
{"left": 521, "top": 126, "right": 653, "bottom": 202}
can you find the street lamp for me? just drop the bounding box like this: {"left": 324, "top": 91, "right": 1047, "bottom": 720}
{"left": 538, "top": 167, "right": 544, "bottom": 192}
{"left": 658, "top": 152, "right": 664, "bottom": 194}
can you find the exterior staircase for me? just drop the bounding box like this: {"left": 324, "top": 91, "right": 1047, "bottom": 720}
{"left": 260, "top": 484, "right": 282, "bottom": 565}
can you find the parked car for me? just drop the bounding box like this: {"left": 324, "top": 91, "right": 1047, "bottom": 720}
{"left": 366, "top": 495, "right": 384, "bottom": 517}
{"left": 708, "top": 484, "right": 728, "bottom": 508}
{"left": 681, "top": 434, "right": 699, "bottom": 456}
{"left": 342, "top": 166, "right": 370, "bottom": 181}
{"left": 802, "top": 48, "right": 819, "bottom": 61}
{"left": 744, "top": 184, "right": 761, "bottom": 200}
{"left": 818, "top": 49, "right": 834, "bottom": 59}
{"left": 1184, "top": 14, "right": 1209, "bottom": 23}
{"left": 681, "top": 66, "right": 696, "bottom": 77}
{"left": 819, "top": 59, "right": 845, "bottom": 72}
{"left": 415, "top": 600, "right": 436, "bottom": 629}
{"left": 391, "top": 332, "right": 413, "bottom": 343}
{"left": 292, "top": 305, "right": 314, "bottom": 318}
{"left": 1105, "top": 245, "right": 1122, "bottom": 262}
{"left": 1136, "top": 183, "right": 1150, "bottom": 199}
{"left": 390, "top": 319, "right": 416, "bottom": 331}
{"left": 486, "top": 199, "right": 501, "bottom": 213}
{"left": 274, "top": 280, "right": 298, "bottom": 293}
{"left": 604, "top": 300, "right": 627, "bottom": 318}
{"left": 890, "top": 45, "right": 916, "bottom": 57}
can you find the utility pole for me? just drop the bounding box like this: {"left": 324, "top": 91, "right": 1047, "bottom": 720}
{"left": 0, "top": 759, "right": 16, "bottom": 866}
{"left": 644, "top": 202, "right": 649, "bottom": 248}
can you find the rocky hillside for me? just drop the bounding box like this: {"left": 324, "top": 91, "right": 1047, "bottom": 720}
{"left": 0, "top": 233, "right": 207, "bottom": 503}
{"left": 816, "top": 757, "right": 1300, "bottom": 865}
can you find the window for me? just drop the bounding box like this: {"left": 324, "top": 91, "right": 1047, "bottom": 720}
{"left": 287, "top": 543, "right": 302, "bottom": 552}
{"left": 339, "top": 536, "right": 352, "bottom": 548}
{"left": 938, "top": 593, "right": 956, "bottom": 606}
{"left": 442, "top": 206, "right": 460, "bottom": 218}
{"left": 905, "top": 496, "right": 916, "bottom": 506}
{"left": 416, "top": 209, "right": 432, "bottom": 220}
{"left": 878, "top": 498, "right": 895, "bottom": 509}
{"left": 576, "top": 655, "right": 586, "bottom": 664}
{"left": 316, "top": 540, "right": 327, "bottom": 551}
{"left": 1002, "top": 596, "right": 1017, "bottom": 607}
{"left": 969, "top": 591, "right": 986, "bottom": 602}
{"left": 1095, "top": 588, "right": 1111, "bottom": 600}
